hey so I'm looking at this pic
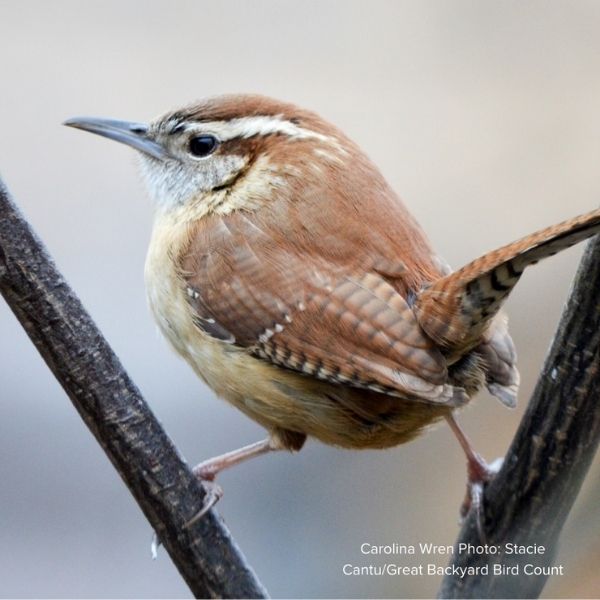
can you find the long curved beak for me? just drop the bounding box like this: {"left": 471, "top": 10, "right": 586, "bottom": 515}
{"left": 63, "top": 117, "right": 168, "bottom": 160}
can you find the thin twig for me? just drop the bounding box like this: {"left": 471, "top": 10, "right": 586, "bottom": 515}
{"left": 0, "top": 177, "right": 268, "bottom": 599}
{"left": 439, "top": 235, "right": 600, "bottom": 598}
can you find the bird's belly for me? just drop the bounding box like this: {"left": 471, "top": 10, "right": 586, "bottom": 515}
{"left": 149, "top": 283, "right": 448, "bottom": 448}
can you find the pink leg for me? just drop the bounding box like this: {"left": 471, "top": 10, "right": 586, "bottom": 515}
{"left": 193, "top": 437, "right": 282, "bottom": 480}
{"left": 445, "top": 413, "right": 502, "bottom": 541}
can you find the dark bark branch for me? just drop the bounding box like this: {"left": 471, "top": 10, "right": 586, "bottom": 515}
{"left": 439, "top": 235, "right": 600, "bottom": 598}
{"left": 0, "top": 177, "right": 268, "bottom": 599}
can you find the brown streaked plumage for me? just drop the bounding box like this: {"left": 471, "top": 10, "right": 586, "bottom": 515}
{"left": 64, "top": 94, "right": 600, "bottom": 525}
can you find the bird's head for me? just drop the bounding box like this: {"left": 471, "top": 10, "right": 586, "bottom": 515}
{"left": 65, "top": 94, "right": 352, "bottom": 215}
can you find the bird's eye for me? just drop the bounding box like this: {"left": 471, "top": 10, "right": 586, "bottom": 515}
{"left": 188, "top": 135, "right": 219, "bottom": 158}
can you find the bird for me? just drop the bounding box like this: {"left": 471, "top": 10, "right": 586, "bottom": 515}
{"left": 65, "top": 94, "right": 600, "bottom": 528}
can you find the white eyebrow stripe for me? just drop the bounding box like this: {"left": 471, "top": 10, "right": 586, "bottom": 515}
{"left": 184, "top": 115, "right": 344, "bottom": 148}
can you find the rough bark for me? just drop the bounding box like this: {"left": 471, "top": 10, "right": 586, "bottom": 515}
{"left": 439, "top": 235, "right": 600, "bottom": 598}
{"left": 0, "top": 178, "right": 268, "bottom": 599}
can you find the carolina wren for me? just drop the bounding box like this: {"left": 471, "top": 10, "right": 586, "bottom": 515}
{"left": 65, "top": 95, "right": 600, "bottom": 524}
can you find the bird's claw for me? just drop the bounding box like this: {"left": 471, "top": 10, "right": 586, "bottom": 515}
{"left": 149, "top": 479, "right": 223, "bottom": 558}
{"left": 184, "top": 479, "right": 224, "bottom": 528}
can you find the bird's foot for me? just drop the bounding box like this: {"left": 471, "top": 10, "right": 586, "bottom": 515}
{"left": 184, "top": 437, "right": 282, "bottom": 526}
{"left": 460, "top": 455, "right": 503, "bottom": 543}
{"left": 445, "top": 413, "right": 504, "bottom": 542}
{"left": 150, "top": 438, "right": 280, "bottom": 555}
{"left": 183, "top": 469, "right": 224, "bottom": 528}
{"left": 149, "top": 473, "right": 223, "bottom": 557}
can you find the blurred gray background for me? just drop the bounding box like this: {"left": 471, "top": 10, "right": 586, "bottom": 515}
{"left": 1, "top": 0, "right": 600, "bottom": 597}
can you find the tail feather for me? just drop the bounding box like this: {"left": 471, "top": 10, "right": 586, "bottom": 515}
{"left": 415, "top": 207, "right": 600, "bottom": 351}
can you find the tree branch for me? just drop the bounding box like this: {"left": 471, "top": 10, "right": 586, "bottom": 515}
{"left": 0, "top": 177, "right": 268, "bottom": 599}
{"left": 439, "top": 235, "right": 600, "bottom": 598}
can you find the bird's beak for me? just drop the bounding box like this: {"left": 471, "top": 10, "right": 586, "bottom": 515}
{"left": 63, "top": 117, "right": 169, "bottom": 160}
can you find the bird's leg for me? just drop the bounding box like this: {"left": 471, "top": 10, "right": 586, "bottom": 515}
{"left": 151, "top": 437, "right": 285, "bottom": 555}
{"left": 445, "top": 412, "right": 503, "bottom": 541}
{"left": 185, "top": 436, "right": 284, "bottom": 527}
{"left": 193, "top": 437, "right": 282, "bottom": 480}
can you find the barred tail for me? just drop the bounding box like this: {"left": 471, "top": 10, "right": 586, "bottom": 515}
{"left": 415, "top": 208, "right": 600, "bottom": 351}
